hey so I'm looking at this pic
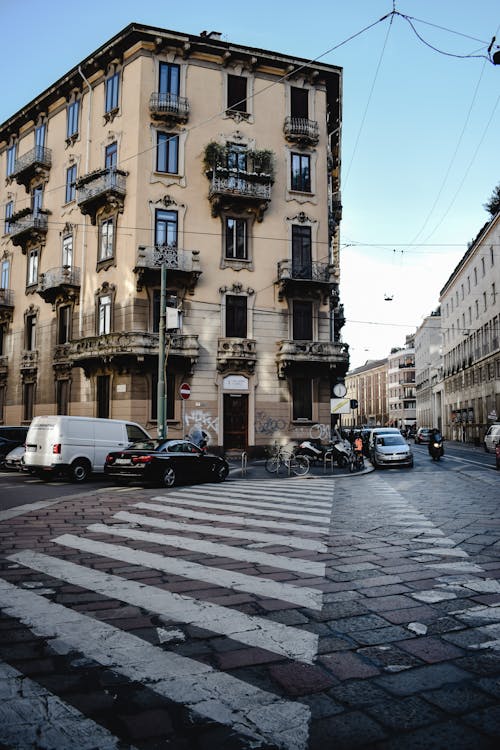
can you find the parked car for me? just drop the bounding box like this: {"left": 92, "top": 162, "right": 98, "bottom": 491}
{"left": 3, "top": 445, "right": 26, "bottom": 471}
{"left": 372, "top": 433, "right": 414, "bottom": 468}
{"left": 484, "top": 423, "right": 500, "bottom": 453}
{"left": 24, "top": 416, "right": 150, "bottom": 482}
{"left": 0, "top": 426, "right": 29, "bottom": 468}
{"left": 104, "top": 439, "right": 229, "bottom": 487}
{"left": 367, "top": 427, "right": 402, "bottom": 459}
{"left": 415, "top": 427, "right": 433, "bottom": 444}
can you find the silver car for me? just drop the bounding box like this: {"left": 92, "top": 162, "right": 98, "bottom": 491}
{"left": 372, "top": 434, "right": 413, "bottom": 468}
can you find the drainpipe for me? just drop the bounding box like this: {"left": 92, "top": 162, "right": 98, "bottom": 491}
{"left": 77, "top": 66, "right": 92, "bottom": 337}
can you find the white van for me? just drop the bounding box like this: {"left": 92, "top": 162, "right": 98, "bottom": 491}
{"left": 24, "top": 416, "right": 150, "bottom": 482}
{"left": 484, "top": 423, "right": 500, "bottom": 453}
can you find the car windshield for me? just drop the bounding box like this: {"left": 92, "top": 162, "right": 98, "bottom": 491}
{"left": 377, "top": 435, "right": 406, "bottom": 447}
{"left": 129, "top": 440, "right": 164, "bottom": 451}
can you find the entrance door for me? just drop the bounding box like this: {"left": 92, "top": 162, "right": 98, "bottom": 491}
{"left": 223, "top": 394, "right": 248, "bottom": 450}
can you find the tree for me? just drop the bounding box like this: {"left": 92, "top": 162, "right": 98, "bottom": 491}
{"left": 484, "top": 184, "right": 500, "bottom": 218}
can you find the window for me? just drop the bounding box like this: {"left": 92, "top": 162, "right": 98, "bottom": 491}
{"left": 98, "top": 294, "right": 111, "bottom": 335}
{"left": 67, "top": 101, "right": 80, "bottom": 139}
{"left": 491, "top": 246, "right": 495, "bottom": 266}
{"left": 474, "top": 267, "right": 477, "bottom": 285}
{"left": 27, "top": 249, "right": 39, "bottom": 286}
{"left": 291, "top": 153, "right": 311, "bottom": 192}
{"left": 6, "top": 144, "right": 16, "bottom": 177}
{"left": 32, "top": 185, "right": 43, "bottom": 215}
{"left": 293, "top": 301, "right": 313, "bottom": 340}
{"left": 105, "top": 141, "right": 117, "bottom": 170}
{"left": 1, "top": 260, "right": 9, "bottom": 289}
{"left": 4, "top": 201, "right": 13, "bottom": 235}
{"left": 23, "top": 382, "right": 35, "bottom": 422}
{"left": 96, "top": 375, "right": 110, "bottom": 419}
{"left": 25, "top": 314, "right": 36, "bottom": 350}
{"left": 62, "top": 234, "right": 73, "bottom": 267}
{"left": 227, "top": 144, "right": 247, "bottom": 172}
{"left": 481, "top": 257, "right": 486, "bottom": 277}
{"left": 99, "top": 217, "right": 115, "bottom": 260}
{"left": 227, "top": 75, "right": 247, "bottom": 113}
{"left": 57, "top": 305, "right": 72, "bottom": 344}
{"left": 65, "top": 164, "right": 76, "bottom": 203}
{"left": 35, "top": 123, "right": 46, "bottom": 149}
{"left": 225, "top": 218, "right": 247, "bottom": 259}
{"left": 105, "top": 72, "right": 120, "bottom": 113}
{"left": 152, "top": 288, "right": 177, "bottom": 333}
{"left": 56, "top": 380, "right": 70, "bottom": 415}
{"left": 483, "top": 291, "right": 487, "bottom": 311}
{"left": 292, "top": 377, "right": 312, "bottom": 421}
{"left": 156, "top": 132, "right": 179, "bottom": 174}
{"left": 225, "top": 295, "right": 247, "bottom": 338}
{"left": 155, "top": 209, "right": 177, "bottom": 246}
{"left": 159, "top": 62, "right": 180, "bottom": 97}
{"left": 290, "top": 87, "right": 309, "bottom": 118}
{"left": 291, "top": 225, "right": 312, "bottom": 278}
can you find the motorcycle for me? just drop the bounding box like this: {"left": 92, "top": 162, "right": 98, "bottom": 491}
{"left": 295, "top": 439, "right": 330, "bottom": 465}
{"left": 428, "top": 436, "right": 444, "bottom": 461}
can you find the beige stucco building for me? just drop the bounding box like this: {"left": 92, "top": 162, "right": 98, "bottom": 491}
{"left": 344, "top": 358, "right": 388, "bottom": 428}
{"left": 0, "top": 23, "right": 348, "bottom": 454}
{"left": 387, "top": 335, "right": 416, "bottom": 430}
{"left": 414, "top": 310, "right": 443, "bottom": 431}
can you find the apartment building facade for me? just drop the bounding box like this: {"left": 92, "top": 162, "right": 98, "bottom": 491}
{"left": 344, "top": 358, "right": 388, "bottom": 428}
{"left": 414, "top": 309, "right": 443, "bottom": 430}
{"left": 0, "top": 23, "right": 348, "bottom": 454}
{"left": 439, "top": 213, "right": 500, "bottom": 442}
{"left": 387, "top": 335, "right": 416, "bottom": 430}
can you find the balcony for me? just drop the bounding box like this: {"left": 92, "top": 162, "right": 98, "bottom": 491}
{"left": 37, "top": 266, "right": 81, "bottom": 305}
{"left": 208, "top": 169, "right": 272, "bottom": 222}
{"left": 217, "top": 338, "right": 257, "bottom": 374}
{"left": 11, "top": 146, "right": 52, "bottom": 192}
{"left": 276, "top": 340, "right": 349, "bottom": 379}
{"left": 283, "top": 117, "right": 319, "bottom": 146}
{"left": 66, "top": 331, "right": 199, "bottom": 376}
{"left": 9, "top": 211, "right": 48, "bottom": 252}
{"left": 134, "top": 245, "right": 201, "bottom": 293}
{"left": 76, "top": 168, "right": 127, "bottom": 225}
{"left": 277, "top": 260, "right": 336, "bottom": 303}
{"left": 149, "top": 92, "right": 189, "bottom": 123}
{"left": 0, "top": 288, "right": 14, "bottom": 324}
{"left": 0, "top": 355, "right": 8, "bottom": 377}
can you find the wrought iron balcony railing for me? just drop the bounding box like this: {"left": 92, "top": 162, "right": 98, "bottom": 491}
{"left": 149, "top": 92, "right": 190, "bottom": 120}
{"left": 134, "top": 245, "right": 202, "bottom": 292}
{"left": 209, "top": 174, "right": 272, "bottom": 201}
{"left": 0, "top": 288, "right": 14, "bottom": 307}
{"left": 11, "top": 146, "right": 52, "bottom": 190}
{"left": 76, "top": 168, "right": 127, "bottom": 223}
{"left": 9, "top": 212, "right": 48, "bottom": 249}
{"left": 283, "top": 117, "right": 319, "bottom": 144}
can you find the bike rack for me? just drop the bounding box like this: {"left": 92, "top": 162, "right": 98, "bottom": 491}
{"left": 323, "top": 451, "right": 335, "bottom": 474}
{"left": 241, "top": 451, "right": 248, "bottom": 476}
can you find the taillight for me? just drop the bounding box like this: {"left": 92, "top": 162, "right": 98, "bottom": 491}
{"left": 52, "top": 444, "right": 61, "bottom": 454}
{"left": 132, "top": 455, "right": 153, "bottom": 464}
{"left": 106, "top": 454, "right": 115, "bottom": 464}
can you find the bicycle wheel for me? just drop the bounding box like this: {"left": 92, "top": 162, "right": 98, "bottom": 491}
{"left": 290, "top": 454, "right": 310, "bottom": 476}
{"left": 265, "top": 456, "right": 280, "bottom": 474}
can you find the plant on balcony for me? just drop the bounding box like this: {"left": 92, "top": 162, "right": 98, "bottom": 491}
{"left": 203, "top": 142, "right": 275, "bottom": 183}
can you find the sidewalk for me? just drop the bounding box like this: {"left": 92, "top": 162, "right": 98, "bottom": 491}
{"left": 226, "top": 455, "right": 375, "bottom": 480}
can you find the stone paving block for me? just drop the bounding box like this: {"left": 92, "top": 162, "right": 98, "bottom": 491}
{"left": 396, "top": 635, "right": 465, "bottom": 663}
{"left": 454, "top": 652, "right": 500, "bottom": 677}
{"left": 328, "top": 613, "right": 389, "bottom": 633}
{"left": 356, "top": 644, "right": 422, "bottom": 671}
{"left": 423, "top": 682, "right": 495, "bottom": 714}
{"left": 350, "top": 625, "right": 413, "bottom": 647}
{"left": 269, "top": 662, "right": 337, "bottom": 696}
{"left": 329, "top": 680, "right": 390, "bottom": 707}
{"left": 382, "top": 604, "right": 437, "bottom": 624}
{"left": 366, "top": 694, "right": 445, "bottom": 730}
{"left": 317, "top": 635, "right": 354, "bottom": 654}
{"left": 320, "top": 651, "right": 380, "bottom": 680}
{"left": 372, "top": 719, "right": 496, "bottom": 749}
{"left": 118, "top": 708, "right": 174, "bottom": 739}
{"left": 462, "top": 702, "right": 500, "bottom": 736}
{"left": 309, "top": 709, "right": 387, "bottom": 749}
{"left": 364, "top": 594, "right": 421, "bottom": 612}
{"left": 216, "top": 646, "right": 280, "bottom": 670}
{"left": 375, "top": 662, "right": 472, "bottom": 696}
{"left": 312, "top": 599, "right": 369, "bottom": 621}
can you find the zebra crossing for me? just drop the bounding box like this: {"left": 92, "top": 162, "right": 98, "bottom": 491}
{"left": 0, "top": 478, "right": 336, "bottom": 750}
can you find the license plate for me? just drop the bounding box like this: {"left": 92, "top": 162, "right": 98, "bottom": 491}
{"left": 26, "top": 445, "right": 36, "bottom": 452}
{"left": 115, "top": 458, "right": 131, "bottom": 465}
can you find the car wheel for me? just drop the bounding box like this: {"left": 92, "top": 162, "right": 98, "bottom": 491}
{"left": 214, "top": 464, "right": 229, "bottom": 483}
{"left": 70, "top": 459, "right": 90, "bottom": 483}
{"left": 162, "top": 467, "right": 176, "bottom": 487}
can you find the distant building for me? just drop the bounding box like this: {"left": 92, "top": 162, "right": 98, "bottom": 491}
{"left": 345, "top": 358, "right": 388, "bottom": 428}
{"left": 0, "top": 23, "right": 349, "bottom": 453}
{"left": 414, "top": 309, "right": 442, "bottom": 430}
{"left": 440, "top": 212, "right": 500, "bottom": 442}
{"left": 387, "top": 335, "right": 416, "bottom": 430}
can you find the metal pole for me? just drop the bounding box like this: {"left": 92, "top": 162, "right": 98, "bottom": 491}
{"left": 157, "top": 262, "right": 168, "bottom": 440}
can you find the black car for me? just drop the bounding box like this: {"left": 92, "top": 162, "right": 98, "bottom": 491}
{"left": 0, "top": 426, "right": 29, "bottom": 468}
{"left": 104, "top": 439, "right": 229, "bottom": 487}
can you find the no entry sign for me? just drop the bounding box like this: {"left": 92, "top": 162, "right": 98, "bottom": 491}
{"left": 179, "top": 382, "right": 191, "bottom": 400}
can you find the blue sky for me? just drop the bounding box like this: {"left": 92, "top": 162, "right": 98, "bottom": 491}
{"left": 2, "top": 0, "right": 499, "bottom": 368}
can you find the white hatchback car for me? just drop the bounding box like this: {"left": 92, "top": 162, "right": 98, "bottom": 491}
{"left": 484, "top": 424, "right": 500, "bottom": 453}
{"left": 372, "top": 433, "right": 413, "bottom": 468}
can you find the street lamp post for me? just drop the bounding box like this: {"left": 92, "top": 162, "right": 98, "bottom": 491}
{"left": 154, "top": 243, "right": 178, "bottom": 440}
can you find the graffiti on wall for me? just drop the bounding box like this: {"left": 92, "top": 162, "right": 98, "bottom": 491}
{"left": 255, "top": 411, "right": 332, "bottom": 442}
{"left": 255, "top": 411, "right": 287, "bottom": 435}
{"left": 185, "top": 409, "right": 219, "bottom": 444}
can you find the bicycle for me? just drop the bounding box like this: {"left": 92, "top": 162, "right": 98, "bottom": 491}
{"left": 265, "top": 445, "right": 310, "bottom": 476}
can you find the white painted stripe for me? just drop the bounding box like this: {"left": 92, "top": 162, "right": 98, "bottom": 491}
{"left": 169, "top": 489, "right": 332, "bottom": 513}
{"left": 149, "top": 495, "right": 330, "bottom": 524}
{"left": 0, "top": 660, "right": 130, "bottom": 750}
{"left": 54, "top": 533, "right": 323, "bottom": 610}
{"left": 8, "top": 551, "right": 318, "bottom": 664}
{"left": 0, "top": 499, "right": 62, "bottom": 522}
{"left": 182, "top": 487, "right": 333, "bottom": 506}
{"left": 90, "top": 521, "right": 326, "bottom": 576}
{"left": 136, "top": 501, "right": 328, "bottom": 535}
{"left": 117, "top": 510, "right": 328, "bottom": 552}
{"left": 0, "top": 578, "right": 310, "bottom": 750}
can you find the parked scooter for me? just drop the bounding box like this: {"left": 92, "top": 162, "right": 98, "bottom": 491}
{"left": 428, "top": 430, "right": 444, "bottom": 461}
{"left": 295, "top": 439, "right": 330, "bottom": 465}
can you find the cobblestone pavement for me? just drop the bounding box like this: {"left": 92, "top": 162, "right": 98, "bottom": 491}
{"left": 0, "top": 463, "right": 499, "bottom": 749}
